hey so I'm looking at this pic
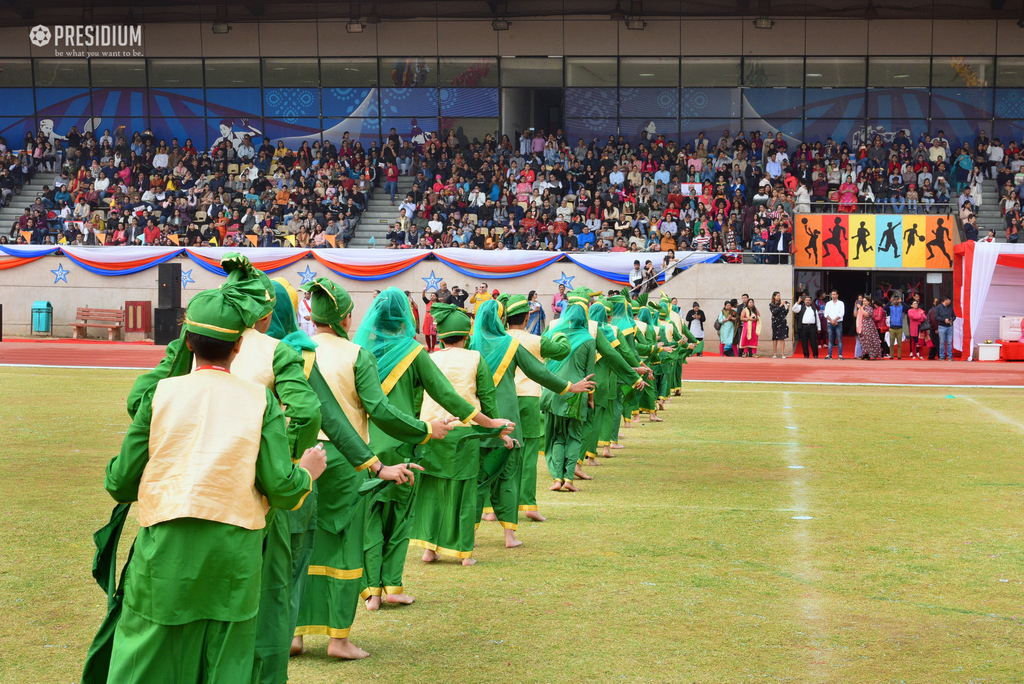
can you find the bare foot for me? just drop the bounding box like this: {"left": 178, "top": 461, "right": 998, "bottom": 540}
{"left": 481, "top": 512, "right": 498, "bottom": 522}
{"left": 548, "top": 480, "right": 563, "bottom": 491}
{"left": 462, "top": 558, "right": 477, "bottom": 566}
{"left": 504, "top": 530, "right": 523, "bottom": 548}
{"left": 601, "top": 447, "right": 613, "bottom": 458}
{"left": 610, "top": 442, "right": 625, "bottom": 450}
{"left": 524, "top": 510, "right": 546, "bottom": 522}
{"left": 422, "top": 548, "right": 438, "bottom": 563}
{"left": 562, "top": 481, "right": 580, "bottom": 492}
{"left": 649, "top": 413, "right": 663, "bottom": 422}
{"left": 365, "top": 595, "right": 381, "bottom": 611}
{"left": 575, "top": 466, "right": 593, "bottom": 480}
{"left": 385, "top": 593, "right": 415, "bottom": 605}
{"left": 630, "top": 415, "right": 642, "bottom": 424}
{"left": 327, "top": 637, "right": 369, "bottom": 660}
{"left": 290, "top": 636, "right": 306, "bottom": 657}
{"left": 586, "top": 457, "right": 602, "bottom": 467}
{"left": 621, "top": 422, "right": 631, "bottom": 429}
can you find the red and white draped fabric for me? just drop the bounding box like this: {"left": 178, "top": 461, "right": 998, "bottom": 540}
{"left": 431, "top": 249, "right": 563, "bottom": 278}
{"left": 953, "top": 241, "right": 1024, "bottom": 358}
{"left": 60, "top": 246, "right": 183, "bottom": 276}
{"left": 311, "top": 248, "right": 431, "bottom": 280}
{"left": 566, "top": 251, "right": 721, "bottom": 286}
{"left": 0, "top": 244, "right": 59, "bottom": 270}
{"left": 185, "top": 247, "right": 311, "bottom": 275}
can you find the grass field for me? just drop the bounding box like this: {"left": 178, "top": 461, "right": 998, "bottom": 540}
{"left": 1, "top": 367, "right": 1022, "bottom": 683}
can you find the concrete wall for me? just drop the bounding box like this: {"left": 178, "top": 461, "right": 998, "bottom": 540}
{"left": 0, "top": 256, "right": 793, "bottom": 350}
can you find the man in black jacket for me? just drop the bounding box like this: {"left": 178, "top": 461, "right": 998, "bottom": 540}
{"left": 935, "top": 296, "right": 956, "bottom": 360}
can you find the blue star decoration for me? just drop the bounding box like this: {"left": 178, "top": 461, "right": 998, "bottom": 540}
{"left": 181, "top": 269, "right": 195, "bottom": 289}
{"left": 552, "top": 272, "right": 574, "bottom": 289}
{"left": 50, "top": 262, "right": 70, "bottom": 284}
{"left": 298, "top": 265, "right": 317, "bottom": 285}
{"left": 422, "top": 270, "right": 442, "bottom": 291}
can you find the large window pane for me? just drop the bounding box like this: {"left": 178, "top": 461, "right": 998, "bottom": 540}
{"left": 996, "top": 57, "right": 1024, "bottom": 88}
{"left": 380, "top": 58, "right": 437, "bottom": 87}
{"left": 804, "top": 57, "right": 865, "bottom": 88}
{"left": 441, "top": 117, "right": 499, "bottom": 146}
{"left": 743, "top": 57, "right": 803, "bottom": 87}
{"left": 502, "top": 58, "right": 563, "bottom": 87}
{"left": 566, "top": 58, "right": 617, "bottom": 87}
{"left": 932, "top": 56, "right": 993, "bottom": 88}
{"left": 681, "top": 58, "right": 740, "bottom": 87}
{"left": 868, "top": 57, "right": 930, "bottom": 88}
{"left": 91, "top": 59, "right": 147, "bottom": 88}
{"left": 0, "top": 59, "right": 32, "bottom": 87}
{"left": 321, "top": 58, "right": 377, "bottom": 87}
{"left": 204, "top": 59, "right": 260, "bottom": 87}
{"left": 439, "top": 58, "right": 498, "bottom": 87}
{"left": 262, "top": 58, "right": 318, "bottom": 88}
{"left": 149, "top": 59, "right": 203, "bottom": 87}
{"left": 34, "top": 59, "right": 88, "bottom": 87}
{"left": 621, "top": 57, "right": 678, "bottom": 88}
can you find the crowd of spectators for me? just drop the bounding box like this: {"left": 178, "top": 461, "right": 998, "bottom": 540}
{"left": 2, "top": 122, "right": 1022, "bottom": 250}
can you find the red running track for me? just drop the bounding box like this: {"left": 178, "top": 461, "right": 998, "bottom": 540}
{"left": 2, "top": 340, "right": 1023, "bottom": 386}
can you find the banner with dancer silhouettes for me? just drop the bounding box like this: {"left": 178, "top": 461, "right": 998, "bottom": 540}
{"left": 794, "top": 214, "right": 956, "bottom": 270}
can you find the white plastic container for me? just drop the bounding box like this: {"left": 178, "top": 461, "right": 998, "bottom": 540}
{"left": 977, "top": 343, "right": 1002, "bottom": 361}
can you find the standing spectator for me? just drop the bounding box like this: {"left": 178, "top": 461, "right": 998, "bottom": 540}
{"left": 768, "top": 292, "right": 790, "bottom": 358}
{"left": 421, "top": 289, "right": 438, "bottom": 352}
{"left": 887, "top": 294, "right": 906, "bottom": 359}
{"left": 684, "top": 302, "right": 706, "bottom": 356}
{"left": 857, "top": 296, "right": 883, "bottom": 360}
{"left": 906, "top": 299, "right": 928, "bottom": 359}
{"left": 792, "top": 294, "right": 819, "bottom": 358}
{"left": 551, "top": 283, "right": 567, "bottom": 318}
{"left": 823, "top": 290, "right": 845, "bottom": 360}
{"left": 935, "top": 296, "right": 955, "bottom": 360}
{"left": 738, "top": 299, "right": 761, "bottom": 358}
{"left": 716, "top": 301, "right": 738, "bottom": 357}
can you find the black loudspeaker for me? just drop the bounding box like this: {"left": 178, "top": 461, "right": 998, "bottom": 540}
{"left": 154, "top": 307, "right": 184, "bottom": 345}
{"left": 158, "top": 262, "right": 182, "bottom": 309}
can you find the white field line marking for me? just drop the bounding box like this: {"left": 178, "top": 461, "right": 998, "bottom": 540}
{"left": 782, "top": 391, "right": 828, "bottom": 682}
{"left": 962, "top": 396, "right": 1024, "bottom": 432}
{"left": 680, "top": 379, "right": 1024, "bottom": 389}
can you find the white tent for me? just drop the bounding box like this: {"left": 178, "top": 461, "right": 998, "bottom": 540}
{"left": 953, "top": 241, "right": 1024, "bottom": 359}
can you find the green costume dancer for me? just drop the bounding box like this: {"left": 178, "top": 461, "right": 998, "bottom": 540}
{"left": 291, "top": 276, "right": 434, "bottom": 659}
{"left": 609, "top": 295, "right": 648, "bottom": 443}
{"left": 634, "top": 305, "right": 662, "bottom": 419}
{"left": 90, "top": 287, "right": 323, "bottom": 684}
{"left": 410, "top": 304, "right": 510, "bottom": 563}
{"left": 470, "top": 299, "right": 589, "bottom": 545}
{"left": 354, "top": 288, "right": 508, "bottom": 604}
{"left": 504, "top": 295, "right": 571, "bottom": 521}
{"left": 587, "top": 300, "right": 645, "bottom": 462}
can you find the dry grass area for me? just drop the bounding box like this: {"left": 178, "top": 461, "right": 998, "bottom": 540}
{"left": 1, "top": 367, "right": 1021, "bottom": 683}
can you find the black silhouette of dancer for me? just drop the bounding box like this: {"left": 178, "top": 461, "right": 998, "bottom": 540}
{"left": 852, "top": 221, "right": 874, "bottom": 260}
{"left": 802, "top": 217, "right": 820, "bottom": 264}
{"left": 926, "top": 218, "right": 952, "bottom": 265}
{"left": 878, "top": 221, "right": 901, "bottom": 258}
{"left": 822, "top": 217, "right": 847, "bottom": 261}
{"left": 903, "top": 222, "right": 925, "bottom": 254}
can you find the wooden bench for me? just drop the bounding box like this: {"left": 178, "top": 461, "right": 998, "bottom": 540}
{"left": 68, "top": 307, "right": 124, "bottom": 340}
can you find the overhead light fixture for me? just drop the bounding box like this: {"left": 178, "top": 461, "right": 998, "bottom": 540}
{"left": 625, "top": 17, "right": 646, "bottom": 30}
{"left": 213, "top": 5, "right": 231, "bottom": 33}
{"left": 346, "top": 21, "right": 365, "bottom": 33}
{"left": 806, "top": 73, "right": 821, "bottom": 77}
{"left": 753, "top": 16, "right": 774, "bottom": 29}
{"left": 212, "top": 23, "right": 232, "bottom": 34}
{"left": 492, "top": 18, "right": 511, "bottom": 30}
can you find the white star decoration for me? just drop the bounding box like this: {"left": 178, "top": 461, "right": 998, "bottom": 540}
{"left": 50, "top": 263, "right": 69, "bottom": 284}
{"left": 552, "top": 272, "right": 574, "bottom": 289}
{"left": 298, "top": 265, "right": 317, "bottom": 285}
{"left": 422, "top": 270, "right": 442, "bottom": 291}
{"left": 181, "top": 269, "right": 195, "bottom": 289}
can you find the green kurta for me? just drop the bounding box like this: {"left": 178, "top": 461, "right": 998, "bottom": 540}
{"left": 601, "top": 329, "right": 642, "bottom": 447}
{"left": 540, "top": 338, "right": 595, "bottom": 482}
{"left": 636, "top": 322, "right": 659, "bottom": 413}
{"left": 363, "top": 347, "right": 477, "bottom": 597}
{"left": 101, "top": 381, "right": 312, "bottom": 684}
{"left": 582, "top": 331, "right": 642, "bottom": 460}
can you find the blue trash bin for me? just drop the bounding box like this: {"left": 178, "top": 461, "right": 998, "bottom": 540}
{"left": 32, "top": 300, "right": 52, "bottom": 335}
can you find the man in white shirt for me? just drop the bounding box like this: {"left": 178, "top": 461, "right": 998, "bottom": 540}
{"left": 986, "top": 139, "right": 1004, "bottom": 179}
{"left": 628, "top": 260, "right": 643, "bottom": 295}
{"left": 609, "top": 166, "right": 625, "bottom": 187}
{"left": 297, "top": 290, "right": 317, "bottom": 336}
{"left": 823, "top": 290, "right": 845, "bottom": 360}
{"left": 792, "top": 294, "right": 821, "bottom": 358}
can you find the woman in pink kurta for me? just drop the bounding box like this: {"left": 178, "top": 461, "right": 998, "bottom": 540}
{"left": 838, "top": 176, "right": 858, "bottom": 213}
{"left": 739, "top": 300, "right": 761, "bottom": 358}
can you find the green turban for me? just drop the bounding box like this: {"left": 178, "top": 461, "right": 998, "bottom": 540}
{"left": 183, "top": 287, "right": 264, "bottom": 341}
{"left": 567, "top": 287, "right": 593, "bottom": 307}
{"left": 504, "top": 294, "right": 530, "bottom": 318}
{"left": 221, "top": 252, "right": 276, "bottom": 322}
{"left": 301, "top": 276, "right": 354, "bottom": 339}
{"left": 431, "top": 303, "right": 472, "bottom": 341}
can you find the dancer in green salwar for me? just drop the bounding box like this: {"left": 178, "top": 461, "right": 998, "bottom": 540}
{"left": 634, "top": 305, "right": 665, "bottom": 421}
{"left": 291, "top": 277, "right": 445, "bottom": 659}
{"left": 96, "top": 287, "right": 327, "bottom": 684}
{"left": 410, "top": 304, "right": 513, "bottom": 565}
{"left": 470, "top": 298, "right": 594, "bottom": 545}
{"left": 354, "top": 288, "right": 510, "bottom": 606}
{"left": 608, "top": 295, "right": 652, "bottom": 448}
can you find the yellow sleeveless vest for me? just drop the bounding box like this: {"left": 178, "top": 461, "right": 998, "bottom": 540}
{"left": 139, "top": 370, "right": 269, "bottom": 530}
{"left": 419, "top": 348, "right": 481, "bottom": 423}
{"left": 311, "top": 333, "right": 368, "bottom": 443}
{"left": 509, "top": 329, "right": 542, "bottom": 398}
{"left": 230, "top": 327, "right": 279, "bottom": 390}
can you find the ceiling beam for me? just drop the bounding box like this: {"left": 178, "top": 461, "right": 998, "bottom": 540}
{"left": 2, "top": 0, "right": 33, "bottom": 19}
{"left": 241, "top": 0, "right": 265, "bottom": 16}
{"left": 989, "top": 0, "right": 1006, "bottom": 8}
